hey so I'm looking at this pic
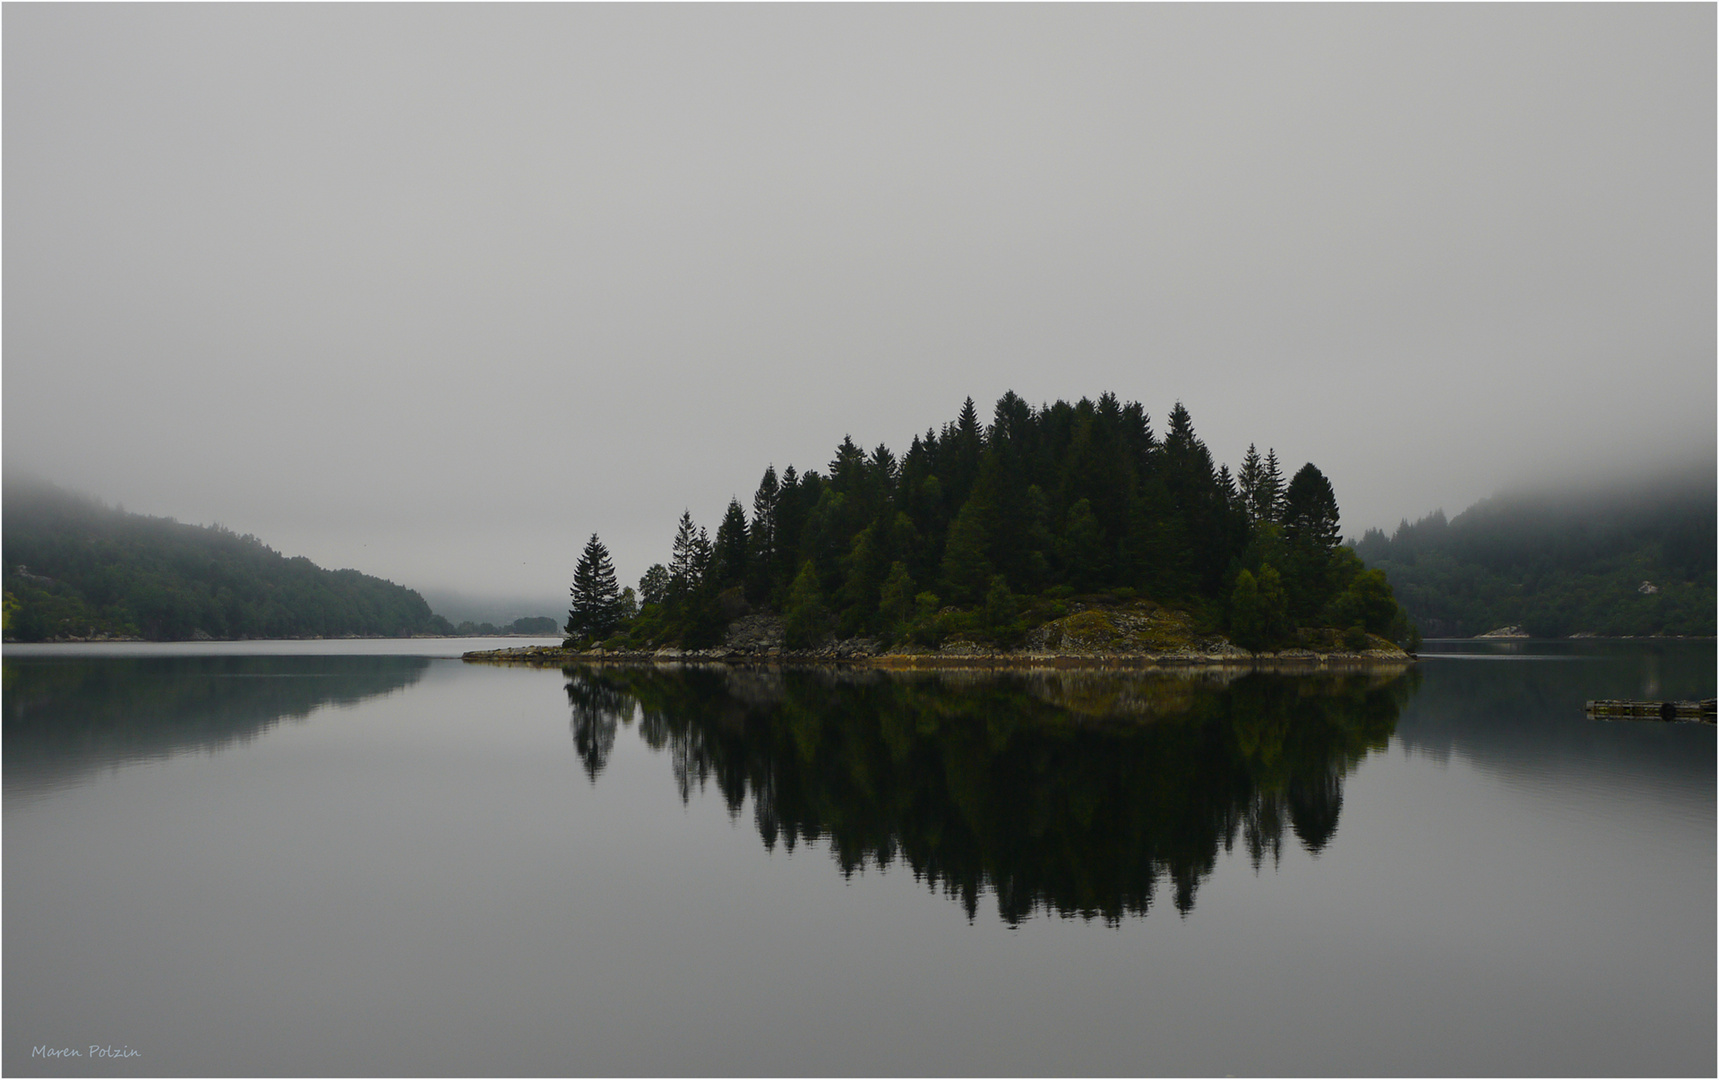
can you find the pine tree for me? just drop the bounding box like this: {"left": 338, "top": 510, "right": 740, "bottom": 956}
{"left": 1282, "top": 464, "right": 1341, "bottom": 552}
{"left": 567, "top": 533, "right": 622, "bottom": 641}
{"left": 748, "top": 466, "right": 780, "bottom": 600}
{"left": 693, "top": 526, "right": 712, "bottom": 582}
{"left": 1281, "top": 463, "right": 1342, "bottom": 623}
{"left": 939, "top": 495, "right": 994, "bottom": 605}
{"left": 668, "top": 511, "right": 702, "bottom": 598}
{"left": 1217, "top": 464, "right": 1238, "bottom": 507}
{"left": 1260, "top": 449, "right": 1284, "bottom": 524}
{"left": 1058, "top": 498, "right": 1110, "bottom": 592}
{"left": 1238, "top": 444, "right": 1266, "bottom": 524}
{"left": 711, "top": 498, "right": 749, "bottom": 591}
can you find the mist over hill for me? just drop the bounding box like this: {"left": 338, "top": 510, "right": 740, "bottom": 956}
{"left": 3, "top": 481, "right": 457, "bottom": 642}
{"left": 1354, "top": 464, "right": 1715, "bottom": 638}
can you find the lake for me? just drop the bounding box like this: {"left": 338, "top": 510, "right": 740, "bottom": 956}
{"left": 4, "top": 638, "right": 1713, "bottom": 1076}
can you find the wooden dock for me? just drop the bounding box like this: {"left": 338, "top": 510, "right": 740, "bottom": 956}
{"left": 1585, "top": 699, "right": 1717, "bottom": 724}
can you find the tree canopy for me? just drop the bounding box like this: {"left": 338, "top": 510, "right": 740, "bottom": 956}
{"left": 588, "top": 392, "right": 1417, "bottom": 653}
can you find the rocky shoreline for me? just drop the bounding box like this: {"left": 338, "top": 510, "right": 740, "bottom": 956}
{"left": 463, "top": 639, "right": 1415, "bottom": 672}
{"left": 463, "top": 606, "right": 1415, "bottom": 670}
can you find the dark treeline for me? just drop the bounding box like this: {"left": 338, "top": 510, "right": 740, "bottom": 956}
{"left": 451, "top": 616, "right": 560, "bottom": 637}
{"left": 1354, "top": 468, "right": 1715, "bottom": 637}
{"left": 3, "top": 482, "right": 455, "bottom": 641}
{"left": 565, "top": 666, "right": 1411, "bottom": 924}
{"left": 570, "top": 393, "right": 1414, "bottom": 651}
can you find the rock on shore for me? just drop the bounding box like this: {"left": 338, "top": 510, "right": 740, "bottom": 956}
{"left": 463, "top": 603, "right": 1415, "bottom": 669}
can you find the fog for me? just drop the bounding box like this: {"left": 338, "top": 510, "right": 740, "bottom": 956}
{"left": 5, "top": 6, "right": 1712, "bottom": 614}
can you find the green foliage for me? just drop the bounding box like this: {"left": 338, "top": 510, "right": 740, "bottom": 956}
{"left": 592, "top": 391, "right": 1414, "bottom": 651}
{"left": 784, "top": 560, "right": 834, "bottom": 648}
{"left": 710, "top": 498, "right": 750, "bottom": 592}
{"left": 639, "top": 565, "right": 670, "bottom": 607}
{"left": 567, "top": 533, "right": 624, "bottom": 642}
{"left": 1353, "top": 472, "right": 1715, "bottom": 638}
{"left": 983, "top": 575, "right": 1023, "bottom": 642}
{"left": 877, "top": 561, "right": 915, "bottom": 639}
{"left": 939, "top": 495, "right": 994, "bottom": 606}
{"left": 3, "top": 482, "right": 449, "bottom": 642}
{"left": 1228, "top": 566, "right": 1293, "bottom": 651}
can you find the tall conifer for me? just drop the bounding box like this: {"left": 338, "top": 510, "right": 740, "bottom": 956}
{"left": 711, "top": 498, "right": 749, "bottom": 591}
{"left": 567, "top": 533, "right": 622, "bottom": 641}
{"left": 1260, "top": 450, "right": 1284, "bottom": 523}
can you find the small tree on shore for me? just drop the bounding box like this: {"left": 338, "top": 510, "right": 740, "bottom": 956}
{"left": 567, "top": 533, "right": 623, "bottom": 642}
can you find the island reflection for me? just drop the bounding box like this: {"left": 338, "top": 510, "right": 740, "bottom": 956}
{"left": 567, "top": 665, "right": 1414, "bottom": 923}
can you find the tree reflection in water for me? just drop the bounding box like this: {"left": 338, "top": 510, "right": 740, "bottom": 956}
{"left": 567, "top": 665, "right": 1414, "bottom": 924}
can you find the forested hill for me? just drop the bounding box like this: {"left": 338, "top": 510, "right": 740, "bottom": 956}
{"left": 1352, "top": 467, "right": 1715, "bottom": 638}
{"left": 3, "top": 482, "right": 456, "bottom": 641}
{"left": 568, "top": 392, "right": 1417, "bottom": 654}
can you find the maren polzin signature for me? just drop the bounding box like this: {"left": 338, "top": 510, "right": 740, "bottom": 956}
{"left": 32, "top": 1046, "right": 141, "bottom": 1060}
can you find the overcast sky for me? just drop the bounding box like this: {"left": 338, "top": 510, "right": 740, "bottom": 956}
{"left": 6, "top": 5, "right": 1713, "bottom": 616}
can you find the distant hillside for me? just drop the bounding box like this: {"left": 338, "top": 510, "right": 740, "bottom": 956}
{"left": 1354, "top": 468, "right": 1715, "bottom": 638}
{"left": 3, "top": 482, "right": 456, "bottom": 642}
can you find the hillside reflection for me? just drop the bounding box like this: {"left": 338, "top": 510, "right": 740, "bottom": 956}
{"left": 4, "top": 655, "right": 430, "bottom": 796}
{"left": 567, "top": 665, "right": 1414, "bottom": 924}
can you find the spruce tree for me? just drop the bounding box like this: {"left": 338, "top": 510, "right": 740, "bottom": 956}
{"left": 748, "top": 466, "right": 780, "bottom": 600}
{"left": 1281, "top": 463, "right": 1342, "bottom": 622}
{"left": 1238, "top": 444, "right": 1266, "bottom": 524}
{"left": 1260, "top": 449, "right": 1284, "bottom": 524}
{"left": 711, "top": 498, "right": 749, "bottom": 591}
{"left": 939, "top": 495, "right": 994, "bottom": 605}
{"left": 668, "top": 511, "right": 702, "bottom": 598}
{"left": 567, "top": 533, "right": 622, "bottom": 641}
{"left": 1282, "top": 464, "right": 1341, "bottom": 552}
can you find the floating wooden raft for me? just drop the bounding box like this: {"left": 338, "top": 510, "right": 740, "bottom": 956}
{"left": 1585, "top": 699, "right": 1717, "bottom": 724}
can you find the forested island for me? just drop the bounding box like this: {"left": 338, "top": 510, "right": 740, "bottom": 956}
{"left": 533, "top": 393, "right": 1419, "bottom": 666}
{"left": 3, "top": 482, "right": 458, "bottom": 642}
{"left": 1354, "top": 467, "right": 1715, "bottom": 638}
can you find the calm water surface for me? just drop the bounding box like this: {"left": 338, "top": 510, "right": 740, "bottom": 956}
{"left": 4, "top": 638, "right": 1713, "bottom": 1076}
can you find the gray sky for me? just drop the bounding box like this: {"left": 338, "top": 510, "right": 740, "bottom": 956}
{"left": 6, "top": 5, "right": 1713, "bottom": 615}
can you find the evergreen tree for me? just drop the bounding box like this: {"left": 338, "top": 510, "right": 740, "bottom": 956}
{"left": 693, "top": 526, "right": 712, "bottom": 582}
{"left": 1281, "top": 463, "right": 1342, "bottom": 622}
{"left": 669, "top": 512, "right": 700, "bottom": 597}
{"left": 748, "top": 466, "right": 780, "bottom": 601}
{"left": 567, "top": 533, "right": 623, "bottom": 641}
{"left": 711, "top": 498, "right": 750, "bottom": 591}
{"left": 1260, "top": 449, "right": 1284, "bottom": 524}
{"left": 1282, "top": 464, "right": 1341, "bottom": 552}
{"left": 1058, "top": 498, "right": 1110, "bottom": 592}
{"left": 1238, "top": 444, "right": 1266, "bottom": 524}
{"left": 784, "top": 559, "right": 833, "bottom": 648}
{"left": 877, "top": 561, "right": 916, "bottom": 635}
{"left": 1217, "top": 464, "right": 1239, "bottom": 507}
{"left": 940, "top": 495, "right": 994, "bottom": 605}
{"left": 945, "top": 396, "right": 986, "bottom": 509}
